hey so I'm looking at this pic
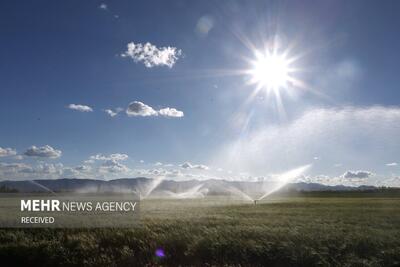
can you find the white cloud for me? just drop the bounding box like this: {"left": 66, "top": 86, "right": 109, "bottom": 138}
{"left": 24, "top": 145, "right": 62, "bottom": 159}
{"left": 342, "top": 170, "right": 373, "bottom": 179}
{"left": 74, "top": 165, "right": 92, "bottom": 172}
{"left": 68, "top": 104, "right": 93, "bottom": 112}
{"left": 195, "top": 164, "right": 209, "bottom": 170}
{"left": 134, "top": 168, "right": 185, "bottom": 179}
{"left": 126, "top": 101, "right": 184, "bottom": 118}
{"left": 386, "top": 162, "right": 398, "bottom": 167}
{"left": 84, "top": 159, "right": 95, "bottom": 164}
{"left": 0, "top": 147, "right": 17, "bottom": 157}
{"left": 104, "top": 108, "right": 123, "bottom": 117}
{"left": 121, "top": 42, "right": 182, "bottom": 68}
{"left": 63, "top": 159, "right": 131, "bottom": 179}
{"left": 214, "top": 106, "right": 400, "bottom": 177}
{"left": 36, "top": 163, "right": 64, "bottom": 175}
{"left": 100, "top": 159, "right": 130, "bottom": 173}
{"left": 380, "top": 177, "right": 400, "bottom": 187}
{"left": 0, "top": 158, "right": 133, "bottom": 179}
{"left": 126, "top": 101, "right": 158, "bottom": 117}
{"left": 296, "top": 174, "right": 339, "bottom": 185}
{"left": 89, "top": 153, "right": 128, "bottom": 161}
{"left": 0, "top": 162, "right": 64, "bottom": 179}
{"left": 180, "top": 162, "right": 209, "bottom": 170}
{"left": 0, "top": 162, "right": 32, "bottom": 174}
{"left": 180, "top": 162, "right": 192, "bottom": 169}
{"left": 154, "top": 162, "right": 163, "bottom": 166}
{"left": 158, "top": 107, "right": 184, "bottom": 118}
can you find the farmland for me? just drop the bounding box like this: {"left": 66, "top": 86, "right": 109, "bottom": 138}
{"left": 1, "top": 193, "right": 400, "bottom": 266}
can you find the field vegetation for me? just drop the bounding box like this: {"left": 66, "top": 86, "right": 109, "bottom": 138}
{"left": 1, "top": 193, "right": 399, "bottom": 266}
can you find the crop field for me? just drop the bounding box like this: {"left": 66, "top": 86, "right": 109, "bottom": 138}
{"left": 1, "top": 193, "right": 400, "bottom": 267}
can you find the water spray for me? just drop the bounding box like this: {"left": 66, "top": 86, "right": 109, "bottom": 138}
{"left": 221, "top": 164, "right": 311, "bottom": 204}
{"left": 164, "top": 184, "right": 207, "bottom": 199}
{"left": 28, "top": 180, "right": 57, "bottom": 195}
{"left": 256, "top": 164, "right": 312, "bottom": 202}
{"left": 132, "top": 176, "right": 164, "bottom": 200}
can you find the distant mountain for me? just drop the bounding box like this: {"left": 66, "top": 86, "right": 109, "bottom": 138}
{"left": 0, "top": 177, "right": 381, "bottom": 197}
{"left": 0, "top": 177, "right": 151, "bottom": 193}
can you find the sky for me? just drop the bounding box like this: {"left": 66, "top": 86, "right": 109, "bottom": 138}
{"left": 0, "top": 0, "right": 400, "bottom": 186}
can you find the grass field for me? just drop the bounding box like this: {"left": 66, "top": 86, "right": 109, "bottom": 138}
{"left": 1, "top": 194, "right": 400, "bottom": 266}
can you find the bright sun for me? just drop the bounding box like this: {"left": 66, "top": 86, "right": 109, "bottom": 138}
{"left": 248, "top": 52, "right": 292, "bottom": 92}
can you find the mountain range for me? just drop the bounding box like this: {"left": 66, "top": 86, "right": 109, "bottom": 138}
{"left": 0, "top": 177, "right": 380, "bottom": 198}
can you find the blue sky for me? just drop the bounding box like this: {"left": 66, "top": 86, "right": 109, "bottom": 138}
{"left": 1, "top": 0, "right": 400, "bottom": 186}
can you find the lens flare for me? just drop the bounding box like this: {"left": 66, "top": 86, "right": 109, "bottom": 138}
{"left": 155, "top": 248, "right": 165, "bottom": 258}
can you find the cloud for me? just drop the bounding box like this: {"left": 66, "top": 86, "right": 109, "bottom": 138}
{"left": 134, "top": 168, "right": 182, "bottom": 178}
{"left": 68, "top": 104, "right": 93, "bottom": 112}
{"left": 1, "top": 158, "right": 132, "bottom": 179}
{"left": 296, "top": 174, "right": 339, "bottom": 185}
{"left": 380, "top": 177, "right": 400, "bottom": 187}
{"left": 83, "top": 159, "right": 95, "bottom": 164}
{"left": 180, "top": 162, "right": 192, "bottom": 169}
{"left": 126, "top": 101, "right": 158, "bottom": 117}
{"left": 66, "top": 158, "right": 132, "bottom": 178}
{"left": 195, "top": 165, "right": 209, "bottom": 170}
{"left": 99, "top": 3, "right": 107, "bottom": 10}
{"left": 100, "top": 159, "right": 130, "bottom": 173}
{"left": 0, "top": 162, "right": 64, "bottom": 179}
{"left": 0, "top": 147, "right": 17, "bottom": 157}
{"left": 342, "top": 170, "right": 373, "bottom": 179}
{"left": 158, "top": 107, "right": 184, "bottom": 118}
{"left": 295, "top": 172, "right": 375, "bottom": 186}
{"left": 0, "top": 162, "right": 32, "bottom": 174}
{"left": 164, "top": 163, "right": 174, "bottom": 167}
{"left": 104, "top": 108, "right": 123, "bottom": 117}
{"left": 121, "top": 42, "right": 182, "bottom": 68}
{"left": 24, "top": 145, "right": 62, "bottom": 159}
{"left": 386, "top": 162, "right": 398, "bottom": 166}
{"left": 126, "top": 101, "right": 184, "bottom": 118}
{"left": 74, "top": 165, "right": 92, "bottom": 172}
{"left": 180, "top": 162, "right": 209, "bottom": 170}
{"left": 214, "top": 106, "right": 400, "bottom": 177}
{"left": 89, "top": 153, "right": 128, "bottom": 161}
{"left": 36, "top": 163, "right": 64, "bottom": 175}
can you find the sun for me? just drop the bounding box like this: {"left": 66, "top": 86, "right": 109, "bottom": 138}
{"left": 243, "top": 46, "right": 304, "bottom": 115}
{"left": 248, "top": 51, "right": 292, "bottom": 93}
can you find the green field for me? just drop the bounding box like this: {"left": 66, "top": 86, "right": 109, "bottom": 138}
{"left": 1, "top": 194, "right": 400, "bottom": 267}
